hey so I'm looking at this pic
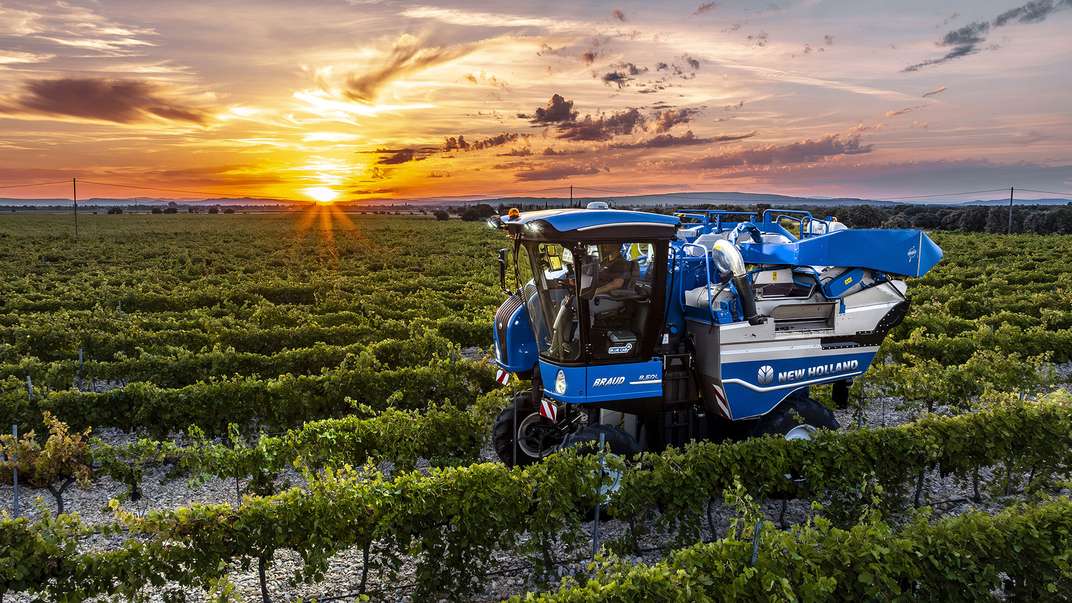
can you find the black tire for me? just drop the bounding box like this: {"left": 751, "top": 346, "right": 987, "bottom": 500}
{"left": 832, "top": 379, "right": 851, "bottom": 409}
{"left": 493, "top": 392, "right": 559, "bottom": 467}
{"left": 751, "top": 393, "right": 839, "bottom": 438}
{"left": 560, "top": 424, "right": 641, "bottom": 457}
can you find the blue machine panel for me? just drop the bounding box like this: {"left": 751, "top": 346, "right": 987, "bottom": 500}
{"left": 739, "top": 229, "right": 942, "bottom": 277}
{"left": 720, "top": 350, "right": 877, "bottom": 419}
{"left": 540, "top": 358, "right": 662, "bottom": 404}
{"left": 492, "top": 299, "right": 538, "bottom": 374}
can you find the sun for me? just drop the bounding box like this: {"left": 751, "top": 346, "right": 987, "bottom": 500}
{"left": 303, "top": 186, "right": 339, "bottom": 204}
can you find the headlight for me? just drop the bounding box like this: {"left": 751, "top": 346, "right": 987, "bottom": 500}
{"left": 554, "top": 369, "right": 567, "bottom": 395}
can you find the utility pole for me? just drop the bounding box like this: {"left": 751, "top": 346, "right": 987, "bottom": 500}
{"left": 570, "top": 185, "right": 573, "bottom": 209}
{"left": 1007, "top": 186, "right": 1014, "bottom": 235}
{"left": 73, "top": 177, "right": 78, "bottom": 238}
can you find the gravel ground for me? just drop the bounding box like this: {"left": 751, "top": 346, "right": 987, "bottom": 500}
{"left": 4, "top": 367, "right": 1071, "bottom": 602}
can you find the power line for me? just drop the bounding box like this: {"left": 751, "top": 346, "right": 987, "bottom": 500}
{"left": 0, "top": 179, "right": 71, "bottom": 190}
{"left": 870, "top": 188, "right": 1009, "bottom": 201}
{"left": 1017, "top": 188, "right": 1072, "bottom": 197}
{"left": 76, "top": 179, "right": 297, "bottom": 201}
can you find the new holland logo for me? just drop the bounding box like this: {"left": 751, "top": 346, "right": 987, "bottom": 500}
{"left": 757, "top": 365, "right": 775, "bottom": 385}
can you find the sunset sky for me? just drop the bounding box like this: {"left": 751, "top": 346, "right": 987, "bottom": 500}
{"left": 1, "top": 0, "right": 1070, "bottom": 203}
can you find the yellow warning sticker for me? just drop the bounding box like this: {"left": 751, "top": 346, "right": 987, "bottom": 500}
{"left": 844, "top": 276, "right": 854, "bottom": 285}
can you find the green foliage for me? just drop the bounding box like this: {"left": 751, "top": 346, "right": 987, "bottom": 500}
{"left": 3, "top": 395, "right": 1070, "bottom": 600}
{"left": 524, "top": 498, "right": 1072, "bottom": 602}
{"left": 0, "top": 412, "right": 92, "bottom": 515}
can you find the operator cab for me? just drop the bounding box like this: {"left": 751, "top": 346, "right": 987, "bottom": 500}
{"left": 500, "top": 209, "right": 677, "bottom": 368}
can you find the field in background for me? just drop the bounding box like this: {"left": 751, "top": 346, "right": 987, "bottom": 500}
{"left": 1, "top": 213, "right": 1070, "bottom": 600}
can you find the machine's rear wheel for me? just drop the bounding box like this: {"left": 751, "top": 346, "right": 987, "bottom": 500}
{"left": 493, "top": 393, "right": 562, "bottom": 467}
{"left": 751, "top": 393, "right": 839, "bottom": 440}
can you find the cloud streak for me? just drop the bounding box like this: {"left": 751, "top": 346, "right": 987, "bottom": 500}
{"left": 904, "top": 0, "right": 1072, "bottom": 71}
{"left": 687, "top": 134, "right": 872, "bottom": 170}
{"left": 0, "top": 78, "right": 208, "bottom": 124}
{"left": 344, "top": 35, "right": 475, "bottom": 102}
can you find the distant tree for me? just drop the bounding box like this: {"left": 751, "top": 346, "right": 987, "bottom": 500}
{"left": 223, "top": 208, "right": 235, "bottom": 214}
{"left": 151, "top": 207, "right": 162, "bottom": 214}
{"left": 959, "top": 207, "right": 988, "bottom": 232}
{"left": 985, "top": 207, "right": 1007, "bottom": 233}
{"left": 208, "top": 207, "right": 219, "bottom": 214}
{"left": 434, "top": 210, "right": 450, "bottom": 221}
{"left": 842, "top": 205, "right": 885, "bottom": 228}
{"left": 107, "top": 207, "right": 123, "bottom": 215}
{"left": 163, "top": 207, "right": 178, "bottom": 214}
{"left": 882, "top": 213, "right": 912, "bottom": 229}
{"left": 910, "top": 210, "right": 941, "bottom": 229}
{"left": 461, "top": 204, "right": 497, "bottom": 221}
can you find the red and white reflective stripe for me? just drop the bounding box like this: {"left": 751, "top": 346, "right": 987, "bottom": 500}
{"left": 495, "top": 369, "right": 511, "bottom": 385}
{"left": 539, "top": 399, "right": 558, "bottom": 422}
{"left": 711, "top": 384, "right": 732, "bottom": 419}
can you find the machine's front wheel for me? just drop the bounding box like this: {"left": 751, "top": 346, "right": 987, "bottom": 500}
{"left": 750, "top": 393, "right": 839, "bottom": 440}
{"left": 493, "top": 393, "right": 562, "bottom": 467}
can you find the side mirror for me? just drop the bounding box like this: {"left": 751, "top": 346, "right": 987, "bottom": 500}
{"left": 498, "top": 248, "right": 509, "bottom": 294}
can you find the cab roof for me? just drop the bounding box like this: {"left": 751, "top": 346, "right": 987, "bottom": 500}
{"left": 501, "top": 208, "right": 679, "bottom": 241}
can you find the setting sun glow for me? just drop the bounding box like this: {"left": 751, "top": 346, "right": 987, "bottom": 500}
{"left": 303, "top": 186, "right": 339, "bottom": 204}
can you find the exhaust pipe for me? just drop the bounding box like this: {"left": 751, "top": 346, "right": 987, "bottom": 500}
{"left": 713, "top": 240, "right": 764, "bottom": 325}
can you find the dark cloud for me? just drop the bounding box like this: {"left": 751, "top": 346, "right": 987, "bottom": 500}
{"left": 376, "top": 148, "right": 424, "bottom": 165}
{"left": 344, "top": 36, "right": 474, "bottom": 102}
{"left": 747, "top": 32, "right": 769, "bottom": 47}
{"left": 601, "top": 62, "right": 649, "bottom": 88}
{"left": 694, "top": 2, "right": 717, "bottom": 15}
{"left": 922, "top": 85, "right": 947, "bottom": 98}
{"left": 612, "top": 9, "right": 626, "bottom": 21}
{"left": 684, "top": 55, "right": 701, "bottom": 70}
{"left": 515, "top": 163, "right": 603, "bottom": 181}
{"left": 443, "top": 132, "right": 521, "bottom": 151}
{"left": 688, "top": 134, "right": 872, "bottom": 170}
{"left": 542, "top": 146, "right": 585, "bottom": 156}
{"left": 941, "top": 20, "right": 991, "bottom": 46}
{"left": 520, "top": 94, "right": 578, "bottom": 124}
{"left": 499, "top": 147, "right": 533, "bottom": 157}
{"left": 611, "top": 131, "right": 711, "bottom": 149}
{"left": 581, "top": 50, "right": 599, "bottom": 65}
{"left": 905, "top": 0, "right": 1071, "bottom": 72}
{"left": 602, "top": 71, "right": 631, "bottom": 88}
{"left": 557, "top": 108, "right": 645, "bottom": 141}
{"left": 652, "top": 107, "right": 700, "bottom": 132}
{"left": 823, "top": 34, "right": 834, "bottom": 45}
{"left": 0, "top": 78, "right": 208, "bottom": 124}
{"left": 994, "top": 0, "right": 1071, "bottom": 25}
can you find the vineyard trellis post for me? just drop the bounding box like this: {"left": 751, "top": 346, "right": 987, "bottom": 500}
{"left": 10, "top": 424, "right": 18, "bottom": 518}
{"left": 591, "top": 431, "right": 606, "bottom": 558}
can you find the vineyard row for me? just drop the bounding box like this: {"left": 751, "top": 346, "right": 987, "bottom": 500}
{"left": 3, "top": 393, "right": 1070, "bottom": 599}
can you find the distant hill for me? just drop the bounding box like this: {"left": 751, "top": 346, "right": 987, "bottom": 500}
{"left": 1, "top": 191, "right": 1068, "bottom": 209}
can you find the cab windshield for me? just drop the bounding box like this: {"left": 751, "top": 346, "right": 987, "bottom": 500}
{"left": 524, "top": 242, "right": 581, "bottom": 362}
{"left": 523, "top": 240, "right": 658, "bottom": 363}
